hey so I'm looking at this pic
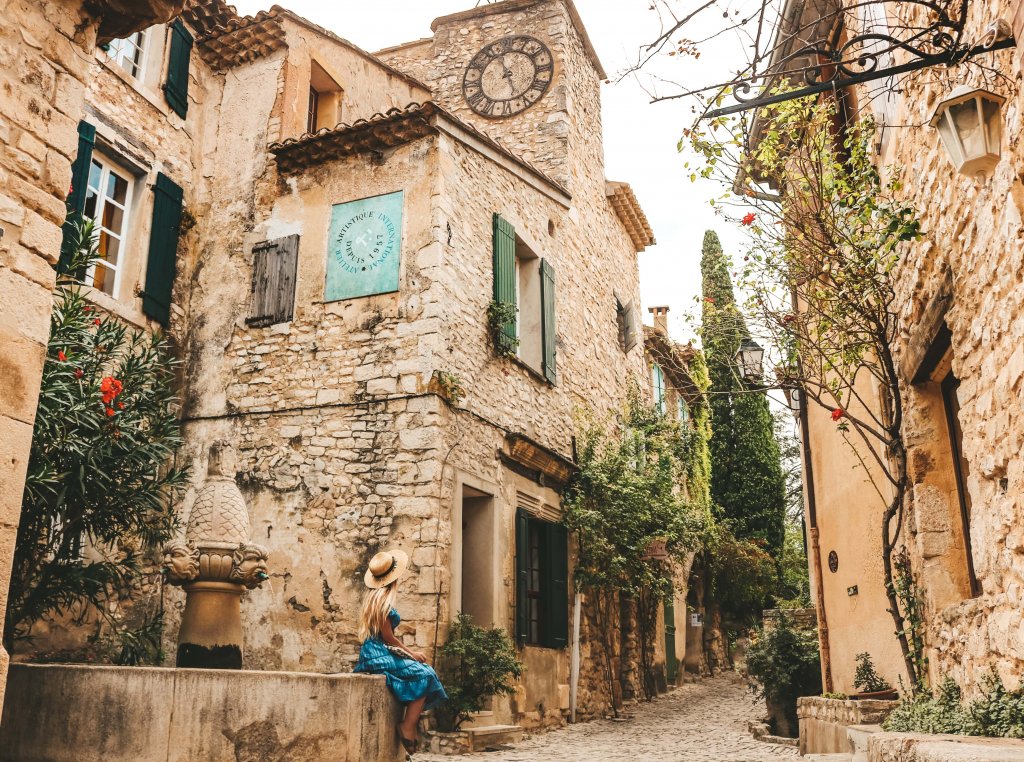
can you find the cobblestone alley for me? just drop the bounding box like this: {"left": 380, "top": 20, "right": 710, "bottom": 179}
{"left": 419, "top": 675, "right": 800, "bottom": 761}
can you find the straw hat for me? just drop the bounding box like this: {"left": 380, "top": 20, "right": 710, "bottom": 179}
{"left": 363, "top": 549, "right": 409, "bottom": 589}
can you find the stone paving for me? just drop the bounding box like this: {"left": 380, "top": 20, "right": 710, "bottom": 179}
{"left": 418, "top": 674, "right": 800, "bottom": 761}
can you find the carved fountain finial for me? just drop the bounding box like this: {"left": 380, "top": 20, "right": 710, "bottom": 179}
{"left": 164, "top": 441, "right": 270, "bottom": 669}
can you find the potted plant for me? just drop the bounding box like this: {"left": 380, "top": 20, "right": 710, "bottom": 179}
{"left": 852, "top": 652, "right": 897, "bottom": 701}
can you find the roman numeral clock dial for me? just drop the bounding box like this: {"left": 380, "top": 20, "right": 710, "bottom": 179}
{"left": 462, "top": 35, "right": 554, "bottom": 118}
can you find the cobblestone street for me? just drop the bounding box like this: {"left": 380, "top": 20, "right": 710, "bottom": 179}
{"left": 419, "top": 675, "right": 799, "bottom": 761}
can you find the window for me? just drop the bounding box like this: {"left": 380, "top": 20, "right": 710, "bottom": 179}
{"left": 492, "top": 214, "right": 556, "bottom": 382}
{"left": 515, "top": 510, "right": 568, "bottom": 648}
{"left": 306, "top": 86, "right": 320, "bottom": 134}
{"left": 82, "top": 155, "right": 133, "bottom": 298}
{"left": 306, "top": 60, "right": 344, "bottom": 134}
{"left": 652, "top": 364, "right": 666, "bottom": 414}
{"left": 248, "top": 235, "right": 300, "bottom": 326}
{"left": 107, "top": 30, "right": 146, "bottom": 78}
{"left": 677, "top": 395, "right": 690, "bottom": 424}
{"left": 941, "top": 370, "right": 980, "bottom": 597}
{"left": 616, "top": 297, "right": 638, "bottom": 353}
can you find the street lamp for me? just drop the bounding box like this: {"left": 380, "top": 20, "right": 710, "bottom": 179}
{"left": 930, "top": 85, "right": 1006, "bottom": 180}
{"left": 736, "top": 338, "right": 765, "bottom": 381}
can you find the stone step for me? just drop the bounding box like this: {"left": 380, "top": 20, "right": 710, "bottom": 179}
{"left": 804, "top": 755, "right": 853, "bottom": 762}
{"left": 847, "top": 723, "right": 882, "bottom": 761}
{"left": 466, "top": 724, "right": 524, "bottom": 752}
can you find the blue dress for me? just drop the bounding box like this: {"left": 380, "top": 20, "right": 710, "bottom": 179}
{"left": 354, "top": 608, "right": 448, "bottom": 709}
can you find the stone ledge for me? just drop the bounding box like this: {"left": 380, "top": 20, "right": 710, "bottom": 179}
{"left": 868, "top": 731, "right": 1024, "bottom": 761}
{"left": 0, "top": 663, "right": 401, "bottom": 762}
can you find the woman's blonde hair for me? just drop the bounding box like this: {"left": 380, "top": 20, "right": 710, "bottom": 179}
{"left": 358, "top": 581, "right": 396, "bottom": 642}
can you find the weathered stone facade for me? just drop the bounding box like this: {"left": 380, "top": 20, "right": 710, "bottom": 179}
{"left": 0, "top": 0, "right": 184, "bottom": 715}
{"left": 796, "top": 0, "right": 1024, "bottom": 697}
{"left": 4, "top": 0, "right": 671, "bottom": 728}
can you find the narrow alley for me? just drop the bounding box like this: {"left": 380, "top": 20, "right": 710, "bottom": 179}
{"left": 419, "top": 676, "right": 799, "bottom": 762}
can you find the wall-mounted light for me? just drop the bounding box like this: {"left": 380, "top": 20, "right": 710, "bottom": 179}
{"left": 736, "top": 338, "right": 765, "bottom": 381}
{"left": 930, "top": 85, "right": 1006, "bottom": 180}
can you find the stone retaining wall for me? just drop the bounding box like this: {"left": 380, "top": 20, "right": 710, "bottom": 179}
{"left": 798, "top": 696, "right": 897, "bottom": 756}
{"left": 868, "top": 732, "right": 1024, "bottom": 761}
{"left": 0, "top": 664, "right": 400, "bottom": 761}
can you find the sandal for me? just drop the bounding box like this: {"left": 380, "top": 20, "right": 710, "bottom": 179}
{"left": 396, "top": 723, "right": 418, "bottom": 757}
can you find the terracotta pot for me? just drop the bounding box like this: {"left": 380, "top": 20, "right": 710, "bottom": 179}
{"left": 851, "top": 689, "right": 898, "bottom": 701}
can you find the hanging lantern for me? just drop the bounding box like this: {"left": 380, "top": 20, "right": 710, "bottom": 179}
{"left": 930, "top": 85, "right": 1006, "bottom": 180}
{"left": 736, "top": 338, "right": 765, "bottom": 381}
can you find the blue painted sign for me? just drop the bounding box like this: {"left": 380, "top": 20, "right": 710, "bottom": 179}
{"left": 325, "top": 190, "right": 404, "bottom": 301}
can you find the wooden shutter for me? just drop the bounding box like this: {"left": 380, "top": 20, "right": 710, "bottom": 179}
{"left": 515, "top": 509, "right": 530, "bottom": 644}
{"left": 545, "top": 522, "right": 569, "bottom": 649}
{"left": 58, "top": 121, "right": 96, "bottom": 273}
{"left": 248, "top": 234, "right": 299, "bottom": 327}
{"left": 142, "top": 173, "right": 184, "bottom": 326}
{"left": 541, "top": 258, "right": 557, "bottom": 383}
{"left": 622, "top": 299, "right": 638, "bottom": 352}
{"left": 492, "top": 213, "right": 517, "bottom": 353}
{"left": 164, "top": 20, "right": 193, "bottom": 118}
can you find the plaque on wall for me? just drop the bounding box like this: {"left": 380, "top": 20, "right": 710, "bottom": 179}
{"left": 325, "top": 190, "right": 404, "bottom": 302}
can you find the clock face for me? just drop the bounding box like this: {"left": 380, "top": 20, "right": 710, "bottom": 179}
{"left": 462, "top": 35, "right": 554, "bottom": 118}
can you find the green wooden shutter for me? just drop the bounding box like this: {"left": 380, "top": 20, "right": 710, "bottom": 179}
{"left": 58, "top": 121, "right": 96, "bottom": 273}
{"left": 492, "top": 213, "right": 517, "bottom": 354}
{"left": 541, "top": 258, "right": 556, "bottom": 383}
{"left": 142, "top": 173, "right": 184, "bottom": 326}
{"left": 164, "top": 20, "right": 193, "bottom": 118}
{"left": 515, "top": 509, "right": 530, "bottom": 644}
{"left": 545, "top": 522, "right": 569, "bottom": 648}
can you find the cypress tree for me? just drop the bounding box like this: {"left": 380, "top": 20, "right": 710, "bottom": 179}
{"left": 700, "top": 230, "right": 786, "bottom": 558}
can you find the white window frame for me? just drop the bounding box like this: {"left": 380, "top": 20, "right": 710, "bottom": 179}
{"left": 84, "top": 155, "right": 134, "bottom": 301}
{"left": 106, "top": 29, "right": 147, "bottom": 79}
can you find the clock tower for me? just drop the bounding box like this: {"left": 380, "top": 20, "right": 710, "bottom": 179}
{"left": 377, "top": 0, "right": 607, "bottom": 194}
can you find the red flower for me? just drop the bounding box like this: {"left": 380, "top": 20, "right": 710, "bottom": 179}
{"left": 741, "top": 212, "right": 756, "bottom": 227}
{"left": 117, "top": 402, "right": 124, "bottom": 409}
{"left": 704, "top": 297, "right": 716, "bottom": 304}
{"left": 57, "top": 350, "right": 67, "bottom": 362}
{"left": 782, "top": 314, "right": 796, "bottom": 325}
{"left": 105, "top": 407, "right": 115, "bottom": 417}
{"left": 93, "top": 318, "right": 101, "bottom": 326}
{"left": 83, "top": 306, "right": 92, "bottom": 313}
{"left": 100, "top": 376, "right": 124, "bottom": 406}
{"left": 831, "top": 408, "right": 845, "bottom": 422}
{"left": 74, "top": 369, "right": 84, "bottom": 379}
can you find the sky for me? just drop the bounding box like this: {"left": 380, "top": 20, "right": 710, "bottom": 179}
{"left": 232, "top": 0, "right": 749, "bottom": 341}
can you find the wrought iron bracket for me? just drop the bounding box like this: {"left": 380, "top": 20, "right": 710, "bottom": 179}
{"left": 706, "top": 36, "right": 1015, "bottom": 118}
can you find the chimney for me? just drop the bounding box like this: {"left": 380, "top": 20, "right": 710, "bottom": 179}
{"left": 649, "top": 305, "right": 669, "bottom": 334}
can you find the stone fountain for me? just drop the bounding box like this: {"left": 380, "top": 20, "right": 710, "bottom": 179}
{"left": 163, "top": 441, "right": 269, "bottom": 669}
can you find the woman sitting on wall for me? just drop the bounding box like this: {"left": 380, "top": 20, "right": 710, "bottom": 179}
{"left": 354, "top": 549, "right": 448, "bottom": 756}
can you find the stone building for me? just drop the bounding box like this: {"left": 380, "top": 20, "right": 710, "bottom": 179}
{"left": 7, "top": 0, "right": 668, "bottom": 728}
{"left": 765, "top": 0, "right": 1024, "bottom": 696}
{"left": 0, "top": 0, "right": 187, "bottom": 716}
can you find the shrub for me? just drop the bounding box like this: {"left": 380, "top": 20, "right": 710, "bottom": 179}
{"left": 434, "top": 614, "right": 523, "bottom": 732}
{"left": 745, "top": 613, "right": 822, "bottom": 736}
{"left": 854, "top": 652, "right": 892, "bottom": 693}
{"left": 4, "top": 218, "right": 187, "bottom": 653}
{"left": 883, "top": 678, "right": 972, "bottom": 735}
{"left": 883, "top": 673, "right": 1024, "bottom": 738}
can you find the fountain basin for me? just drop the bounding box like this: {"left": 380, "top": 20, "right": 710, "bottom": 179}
{"left": 0, "top": 663, "right": 401, "bottom": 761}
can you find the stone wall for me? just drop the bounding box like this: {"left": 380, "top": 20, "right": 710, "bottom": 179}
{"left": 868, "top": 732, "right": 1024, "bottom": 762}
{"left": 0, "top": 0, "right": 182, "bottom": 713}
{"left": 869, "top": 0, "right": 1024, "bottom": 693}
{"left": 798, "top": 696, "right": 898, "bottom": 756}
{"left": 0, "top": 663, "right": 400, "bottom": 761}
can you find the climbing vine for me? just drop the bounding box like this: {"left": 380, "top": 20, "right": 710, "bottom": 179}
{"left": 564, "top": 381, "right": 707, "bottom": 708}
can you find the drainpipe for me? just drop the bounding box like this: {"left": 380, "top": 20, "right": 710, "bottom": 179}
{"left": 800, "top": 391, "right": 833, "bottom": 693}
{"left": 569, "top": 592, "right": 582, "bottom": 722}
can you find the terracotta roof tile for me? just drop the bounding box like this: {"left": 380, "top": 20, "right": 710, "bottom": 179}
{"left": 269, "top": 101, "right": 569, "bottom": 200}
{"left": 606, "top": 181, "right": 655, "bottom": 252}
